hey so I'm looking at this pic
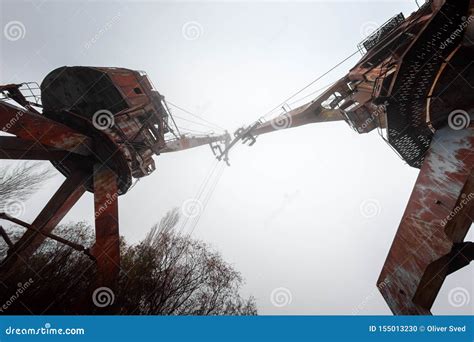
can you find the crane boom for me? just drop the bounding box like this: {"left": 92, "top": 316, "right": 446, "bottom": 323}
{"left": 219, "top": 76, "right": 383, "bottom": 159}
{"left": 251, "top": 81, "right": 347, "bottom": 137}
{"left": 160, "top": 132, "right": 230, "bottom": 154}
{"left": 252, "top": 105, "right": 344, "bottom": 136}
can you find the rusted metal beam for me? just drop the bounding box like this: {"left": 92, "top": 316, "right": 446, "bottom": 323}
{"left": 90, "top": 164, "right": 120, "bottom": 291}
{"left": 0, "top": 101, "right": 91, "bottom": 156}
{"left": 0, "top": 225, "right": 13, "bottom": 247}
{"left": 0, "top": 136, "right": 71, "bottom": 160}
{"left": 377, "top": 126, "right": 473, "bottom": 315}
{"left": 0, "top": 168, "right": 90, "bottom": 277}
{"left": 0, "top": 213, "right": 92, "bottom": 258}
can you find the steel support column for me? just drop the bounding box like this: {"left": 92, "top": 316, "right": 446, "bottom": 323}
{"left": 90, "top": 164, "right": 120, "bottom": 291}
{"left": 377, "top": 126, "right": 473, "bottom": 315}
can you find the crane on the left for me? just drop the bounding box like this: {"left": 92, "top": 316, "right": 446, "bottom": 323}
{"left": 0, "top": 66, "right": 229, "bottom": 309}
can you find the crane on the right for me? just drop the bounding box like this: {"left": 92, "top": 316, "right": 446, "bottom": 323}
{"left": 221, "top": 0, "right": 474, "bottom": 315}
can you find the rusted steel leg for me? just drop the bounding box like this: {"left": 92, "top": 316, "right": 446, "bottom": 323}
{"left": 377, "top": 127, "right": 473, "bottom": 315}
{"left": 90, "top": 164, "right": 120, "bottom": 293}
{"left": 0, "top": 168, "right": 90, "bottom": 278}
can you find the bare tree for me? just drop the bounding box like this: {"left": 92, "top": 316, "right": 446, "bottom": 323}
{"left": 0, "top": 161, "right": 55, "bottom": 209}
{"left": 0, "top": 209, "right": 257, "bottom": 315}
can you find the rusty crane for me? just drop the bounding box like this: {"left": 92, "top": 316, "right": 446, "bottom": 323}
{"left": 0, "top": 66, "right": 229, "bottom": 304}
{"left": 0, "top": 0, "right": 472, "bottom": 316}
{"left": 220, "top": 0, "right": 474, "bottom": 315}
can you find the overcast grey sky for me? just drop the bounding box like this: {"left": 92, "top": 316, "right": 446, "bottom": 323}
{"left": 1, "top": 0, "right": 472, "bottom": 315}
